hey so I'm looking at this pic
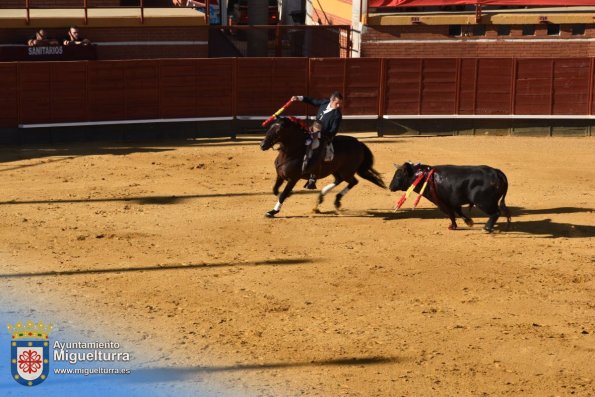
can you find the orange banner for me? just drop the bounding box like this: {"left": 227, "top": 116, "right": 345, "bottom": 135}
{"left": 370, "top": 0, "right": 595, "bottom": 7}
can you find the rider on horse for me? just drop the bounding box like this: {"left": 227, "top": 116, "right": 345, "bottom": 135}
{"left": 290, "top": 91, "right": 343, "bottom": 189}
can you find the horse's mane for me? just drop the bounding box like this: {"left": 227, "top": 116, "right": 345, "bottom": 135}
{"left": 283, "top": 116, "right": 309, "bottom": 131}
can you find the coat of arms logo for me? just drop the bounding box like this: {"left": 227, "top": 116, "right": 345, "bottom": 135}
{"left": 7, "top": 320, "right": 52, "bottom": 386}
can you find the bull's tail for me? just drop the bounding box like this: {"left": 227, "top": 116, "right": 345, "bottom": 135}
{"left": 357, "top": 143, "right": 386, "bottom": 189}
{"left": 497, "top": 170, "right": 511, "bottom": 229}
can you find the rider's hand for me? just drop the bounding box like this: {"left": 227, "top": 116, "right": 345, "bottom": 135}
{"left": 291, "top": 96, "right": 299, "bottom": 102}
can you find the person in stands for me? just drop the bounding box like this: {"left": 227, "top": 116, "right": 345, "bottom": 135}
{"left": 63, "top": 26, "right": 91, "bottom": 46}
{"left": 27, "top": 29, "right": 59, "bottom": 47}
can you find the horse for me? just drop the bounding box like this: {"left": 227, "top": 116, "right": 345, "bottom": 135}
{"left": 259, "top": 117, "right": 386, "bottom": 218}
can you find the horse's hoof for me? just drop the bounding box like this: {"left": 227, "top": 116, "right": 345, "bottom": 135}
{"left": 448, "top": 224, "right": 458, "bottom": 230}
{"left": 334, "top": 201, "right": 342, "bottom": 210}
{"left": 464, "top": 218, "right": 474, "bottom": 227}
{"left": 312, "top": 208, "right": 321, "bottom": 214}
{"left": 483, "top": 226, "right": 494, "bottom": 234}
{"left": 265, "top": 210, "right": 279, "bottom": 218}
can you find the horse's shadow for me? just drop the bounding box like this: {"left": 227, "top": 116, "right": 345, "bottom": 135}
{"left": 365, "top": 206, "right": 595, "bottom": 238}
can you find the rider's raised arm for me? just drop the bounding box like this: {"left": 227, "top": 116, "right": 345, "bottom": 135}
{"left": 299, "top": 96, "right": 326, "bottom": 108}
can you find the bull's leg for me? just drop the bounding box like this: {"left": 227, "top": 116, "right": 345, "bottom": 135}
{"left": 272, "top": 175, "right": 284, "bottom": 196}
{"left": 334, "top": 177, "right": 359, "bottom": 210}
{"left": 266, "top": 178, "right": 298, "bottom": 218}
{"left": 313, "top": 176, "right": 342, "bottom": 213}
{"left": 432, "top": 202, "right": 458, "bottom": 230}
{"left": 477, "top": 202, "right": 500, "bottom": 233}
{"left": 455, "top": 206, "right": 474, "bottom": 227}
{"left": 446, "top": 211, "right": 458, "bottom": 230}
{"left": 483, "top": 211, "right": 500, "bottom": 233}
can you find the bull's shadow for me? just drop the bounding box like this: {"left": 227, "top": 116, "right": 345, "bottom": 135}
{"left": 507, "top": 219, "right": 595, "bottom": 238}
{"left": 367, "top": 206, "right": 595, "bottom": 238}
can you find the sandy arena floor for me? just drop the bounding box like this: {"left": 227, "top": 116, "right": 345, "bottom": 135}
{"left": 0, "top": 134, "right": 593, "bottom": 396}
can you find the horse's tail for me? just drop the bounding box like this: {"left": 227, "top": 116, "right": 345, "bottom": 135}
{"left": 357, "top": 143, "right": 386, "bottom": 189}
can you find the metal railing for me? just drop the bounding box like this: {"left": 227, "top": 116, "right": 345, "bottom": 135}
{"left": 12, "top": 0, "right": 207, "bottom": 25}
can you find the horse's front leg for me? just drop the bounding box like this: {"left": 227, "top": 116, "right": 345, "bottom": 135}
{"left": 272, "top": 175, "right": 284, "bottom": 196}
{"left": 266, "top": 178, "right": 298, "bottom": 218}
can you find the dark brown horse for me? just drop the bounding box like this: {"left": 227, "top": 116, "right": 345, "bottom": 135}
{"left": 260, "top": 117, "right": 385, "bottom": 218}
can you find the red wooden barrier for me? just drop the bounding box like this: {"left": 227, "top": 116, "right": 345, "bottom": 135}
{"left": 19, "top": 62, "right": 52, "bottom": 125}
{"left": 309, "top": 58, "right": 345, "bottom": 104}
{"left": 383, "top": 59, "right": 422, "bottom": 115}
{"left": 124, "top": 60, "right": 159, "bottom": 120}
{"left": 344, "top": 58, "right": 381, "bottom": 116}
{"left": 196, "top": 58, "right": 234, "bottom": 117}
{"left": 552, "top": 58, "right": 590, "bottom": 115}
{"left": 0, "top": 64, "right": 18, "bottom": 128}
{"left": 87, "top": 61, "right": 126, "bottom": 121}
{"left": 2, "top": 57, "right": 595, "bottom": 129}
{"left": 159, "top": 59, "right": 198, "bottom": 118}
{"left": 515, "top": 59, "right": 553, "bottom": 115}
{"left": 50, "top": 62, "right": 87, "bottom": 123}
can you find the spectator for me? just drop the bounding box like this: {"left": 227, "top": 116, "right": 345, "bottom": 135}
{"left": 63, "top": 26, "right": 91, "bottom": 46}
{"left": 27, "top": 29, "right": 59, "bottom": 47}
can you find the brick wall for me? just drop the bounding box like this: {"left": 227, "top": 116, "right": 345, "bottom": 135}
{"left": 363, "top": 24, "right": 595, "bottom": 58}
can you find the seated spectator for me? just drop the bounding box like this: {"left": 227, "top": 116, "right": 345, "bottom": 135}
{"left": 27, "top": 29, "right": 60, "bottom": 47}
{"left": 63, "top": 26, "right": 91, "bottom": 46}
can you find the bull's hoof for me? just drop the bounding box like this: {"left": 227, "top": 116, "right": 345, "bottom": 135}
{"left": 464, "top": 218, "right": 474, "bottom": 227}
{"left": 312, "top": 207, "right": 321, "bottom": 214}
{"left": 448, "top": 224, "right": 458, "bottom": 230}
{"left": 265, "top": 209, "right": 279, "bottom": 218}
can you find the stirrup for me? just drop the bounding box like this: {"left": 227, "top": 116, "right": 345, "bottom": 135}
{"left": 305, "top": 177, "right": 317, "bottom": 190}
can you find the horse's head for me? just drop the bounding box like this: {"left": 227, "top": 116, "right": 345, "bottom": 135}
{"left": 260, "top": 120, "right": 282, "bottom": 151}
{"left": 260, "top": 117, "right": 304, "bottom": 151}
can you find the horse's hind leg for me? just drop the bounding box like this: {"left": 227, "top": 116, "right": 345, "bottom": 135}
{"left": 334, "top": 176, "right": 358, "bottom": 210}
{"left": 273, "top": 175, "right": 284, "bottom": 196}
{"left": 266, "top": 178, "right": 298, "bottom": 218}
{"left": 313, "top": 176, "right": 342, "bottom": 213}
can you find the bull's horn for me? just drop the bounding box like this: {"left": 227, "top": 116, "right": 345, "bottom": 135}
{"left": 393, "top": 163, "right": 399, "bottom": 169}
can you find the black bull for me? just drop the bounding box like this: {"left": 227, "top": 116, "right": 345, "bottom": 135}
{"left": 389, "top": 162, "right": 511, "bottom": 232}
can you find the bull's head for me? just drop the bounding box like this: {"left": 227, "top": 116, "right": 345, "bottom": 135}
{"left": 389, "top": 162, "right": 415, "bottom": 192}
